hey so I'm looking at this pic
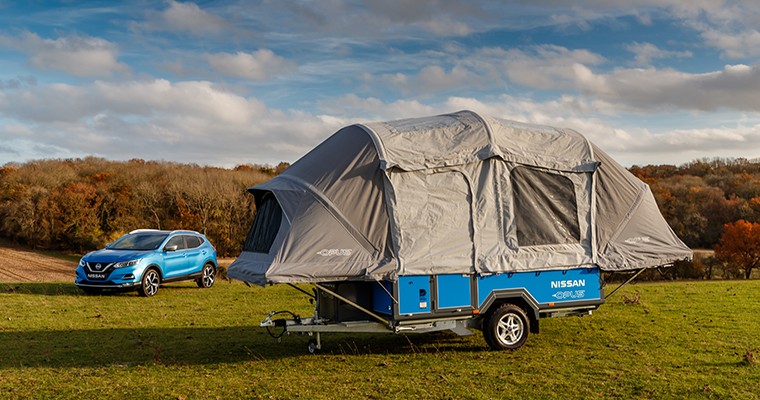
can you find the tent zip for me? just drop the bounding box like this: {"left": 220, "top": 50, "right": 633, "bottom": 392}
{"left": 604, "top": 268, "right": 646, "bottom": 300}
{"left": 315, "top": 283, "right": 390, "bottom": 326}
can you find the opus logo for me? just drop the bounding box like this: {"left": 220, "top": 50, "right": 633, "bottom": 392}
{"left": 317, "top": 249, "right": 353, "bottom": 257}
{"left": 624, "top": 236, "right": 651, "bottom": 245}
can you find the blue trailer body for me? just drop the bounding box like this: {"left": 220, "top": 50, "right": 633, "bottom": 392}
{"left": 397, "top": 276, "right": 431, "bottom": 314}
{"left": 477, "top": 267, "right": 601, "bottom": 306}
{"left": 372, "top": 267, "right": 602, "bottom": 319}
{"left": 436, "top": 274, "right": 471, "bottom": 309}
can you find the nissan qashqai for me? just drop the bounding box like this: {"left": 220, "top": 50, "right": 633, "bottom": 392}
{"left": 75, "top": 229, "right": 218, "bottom": 297}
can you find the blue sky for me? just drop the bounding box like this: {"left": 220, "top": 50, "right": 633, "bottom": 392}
{"left": 1, "top": 1, "right": 760, "bottom": 167}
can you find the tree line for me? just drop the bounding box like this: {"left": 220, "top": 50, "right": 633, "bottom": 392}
{"left": 631, "top": 157, "right": 760, "bottom": 280}
{"left": 0, "top": 157, "right": 287, "bottom": 257}
{"left": 631, "top": 157, "right": 760, "bottom": 249}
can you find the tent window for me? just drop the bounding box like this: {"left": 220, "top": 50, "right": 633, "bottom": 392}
{"left": 511, "top": 167, "right": 580, "bottom": 246}
{"left": 244, "top": 192, "right": 282, "bottom": 253}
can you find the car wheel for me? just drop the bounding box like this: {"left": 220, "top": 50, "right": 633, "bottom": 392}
{"left": 196, "top": 263, "right": 216, "bottom": 288}
{"left": 138, "top": 268, "right": 160, "bottom": 297}
{"left": 483, "top": 303, "right": 529, "bottom": 350}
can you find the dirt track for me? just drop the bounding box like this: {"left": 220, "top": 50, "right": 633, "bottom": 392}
{"left": 0, "top": 245, "right": 77, "bottom": 282}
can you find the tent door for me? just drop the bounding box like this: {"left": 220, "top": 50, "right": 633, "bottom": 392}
{"left": 390, "top": 170, "right": 475, "bottom": 275}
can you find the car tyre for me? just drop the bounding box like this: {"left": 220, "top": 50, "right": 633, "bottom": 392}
{"left": 195, "top": 263, "right": 216, "bottom": 288}
{"left": 138, "top": 268, "right": 160, "bottom": 297}
{"left": 483, "top": 303, "right": 529, "bottom": 350}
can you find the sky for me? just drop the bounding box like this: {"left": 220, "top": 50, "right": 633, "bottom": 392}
{"left": 1, "top": 1, "right": 760, "bottom": 168}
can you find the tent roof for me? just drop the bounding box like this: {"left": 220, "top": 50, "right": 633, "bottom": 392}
{"left": 362, "top": 110, "right": 598, "bottom": 172}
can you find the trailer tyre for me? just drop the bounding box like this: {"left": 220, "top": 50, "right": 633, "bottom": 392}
{"left": 307, "top": 339, "right": 319, "bottom": 354}
{"left": 484, "top": 303, "right": 529, "bottom": 350}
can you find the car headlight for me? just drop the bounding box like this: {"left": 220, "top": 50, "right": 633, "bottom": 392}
{"left": 113, "top": 259, "right": 141, "bottom": 269}
{"left": 78, "top": 259, "right": 86, "bottom": 267}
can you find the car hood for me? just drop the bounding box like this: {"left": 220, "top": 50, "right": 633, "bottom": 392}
{"left": 84, "top": 249, "right": 153, "bottom": 263}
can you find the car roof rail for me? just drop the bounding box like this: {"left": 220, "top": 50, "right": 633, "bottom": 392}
{"left": 170, "top": 229, "right": 201, "bottom": 235}
{"left": 129, "top": 229, "right": 164, "bottom": 234}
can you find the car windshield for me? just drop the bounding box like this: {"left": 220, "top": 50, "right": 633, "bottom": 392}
{"left": 108, "top": 233, "right": 168, "bottom": 250}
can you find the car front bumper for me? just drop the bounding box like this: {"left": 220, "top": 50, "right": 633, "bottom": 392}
{"left": 75, "top": 280, "right": 140, "bottom": 289}
{"left": 75, "top": 266, "right": 143, "bottom": 289}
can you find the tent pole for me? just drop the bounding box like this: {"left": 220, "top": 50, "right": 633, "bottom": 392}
{"left": 374, "top": 279, "right": 399, "bottom": 304}
{"left": 605, "top": 268, "right": 646, "bottom": 300}
{"left": 315, "top": 283, "right": 390, "bottom": 326}
{"left": 287, "top": 283, "right": 316, "bottom": 299}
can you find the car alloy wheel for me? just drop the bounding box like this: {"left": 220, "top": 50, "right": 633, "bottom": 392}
{"left": 139, "top": 269, "right": 160, "bottom": 297}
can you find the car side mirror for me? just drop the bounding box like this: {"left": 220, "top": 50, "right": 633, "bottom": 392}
{"left": 165, "top": 245, "right": 179, "bottom": 252}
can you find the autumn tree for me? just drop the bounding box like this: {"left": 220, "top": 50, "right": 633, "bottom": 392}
{"left": 715, "top": 220, "right": 760, "bottom": 279}
{"left": 0, "top": 157, "right": 277, "bottom": 256}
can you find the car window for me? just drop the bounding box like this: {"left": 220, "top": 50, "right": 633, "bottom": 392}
{"left": 164, "top": 235, "right": 187, "bottom": 250}
{"left": 110, "top": 233, "right": 169, "bottom": 250}
{"left": 185, "top": 235, "right": 203, "bottom": 249}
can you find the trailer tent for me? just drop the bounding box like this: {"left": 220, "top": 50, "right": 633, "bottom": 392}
{"left": 228, "top": 111, "right": 691, "bottom": 285}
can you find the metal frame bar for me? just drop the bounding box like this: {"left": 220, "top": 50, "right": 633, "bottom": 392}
{"left": 287, "top": 283, "right": 316, "bottom": 299}
{"left": 374, "top": 279, "right": 399, "bottom": 304}
{"left": 604, "top": 268, "right": 646, "bottom": 299}
{"left": 315, "top": 283, "right": 390, "bottom": 326}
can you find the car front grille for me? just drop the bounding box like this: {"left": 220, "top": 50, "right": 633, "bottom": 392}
{"left": 85, "top": 261, "right": 115, "bottom": 274}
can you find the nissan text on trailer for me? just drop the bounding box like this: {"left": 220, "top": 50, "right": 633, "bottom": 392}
{"left": 229, "top": 111, "right": 692, "bottom": 352}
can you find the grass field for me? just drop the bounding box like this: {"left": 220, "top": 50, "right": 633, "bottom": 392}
{"left": 1, "top": 279, "right": 759, "bottom": 399}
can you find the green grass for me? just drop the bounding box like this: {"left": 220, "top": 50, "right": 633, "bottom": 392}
{"left": 1, "top": 280, "right": 759, "bottom": 399}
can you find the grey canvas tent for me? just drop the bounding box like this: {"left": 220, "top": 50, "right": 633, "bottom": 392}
{"left": 228, "top": 110, "right": 691, "bottom": 286}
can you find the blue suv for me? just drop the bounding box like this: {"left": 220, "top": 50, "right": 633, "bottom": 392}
{"left": 75, "top": 229, "right": 218, "bottom": 297}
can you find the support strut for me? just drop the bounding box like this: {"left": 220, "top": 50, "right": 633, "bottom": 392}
{"left": 315, "top": 283, "right": 390, "bottom": 326}
{"left": 605, "top": 268, "right": 646, "bottom": 300}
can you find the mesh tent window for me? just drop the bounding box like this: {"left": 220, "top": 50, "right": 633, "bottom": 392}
{"left": 244, "top": 192, "right": 283, "bottom": 253}
{"left": 511, "top": 166, "right": 581, "bottom": 246}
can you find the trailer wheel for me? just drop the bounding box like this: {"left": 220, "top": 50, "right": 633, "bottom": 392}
{"left": 307, "top": 339, "right": 319, "bottom": 354}
{"left": 484, "top": 303, "right": 529, "bottom": 350}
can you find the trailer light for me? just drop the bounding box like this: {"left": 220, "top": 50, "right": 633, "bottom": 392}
{"left": 548, "top": 302, "right": 555, "bottom": 307}
{"left": 472, "top": 309, "right": 480, "bottom": 315}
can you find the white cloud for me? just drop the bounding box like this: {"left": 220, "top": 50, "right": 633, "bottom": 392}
{"left": 206, "top": 50, "right": 297, "bottom": 80}
{"left": 0, "top": 79, "right": 342, "bottom": 166}
{"left": 376, "top": 65, "right": 490, "bottom": 95}
{"left": 0, "top": 32, "right": 129, "bottom": 77}
{"left": 577, "top": 63, "right": 760, "bottom": 112}
{"left": 318, "top": 92, "right": 760, "bottom": 166}
{"left": 625, "top": 42, "right": 693, "bottom": 65}
{"left": 700, "top": 28, "right": 760, "bottom": 58}
{"left": 370, "top": 45, "right": 605, "bottom": 96}
{"left": 146, "top": 1, "right": 231, "bottom": 36}
{"left": 464, "top": 44, "right": 760, "bottom": 113}
{"left": 494, "top": 45, "right": 606, "bottom": 89}
{"left": 316, "top": 94, "right": 436, "bottom": 121}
